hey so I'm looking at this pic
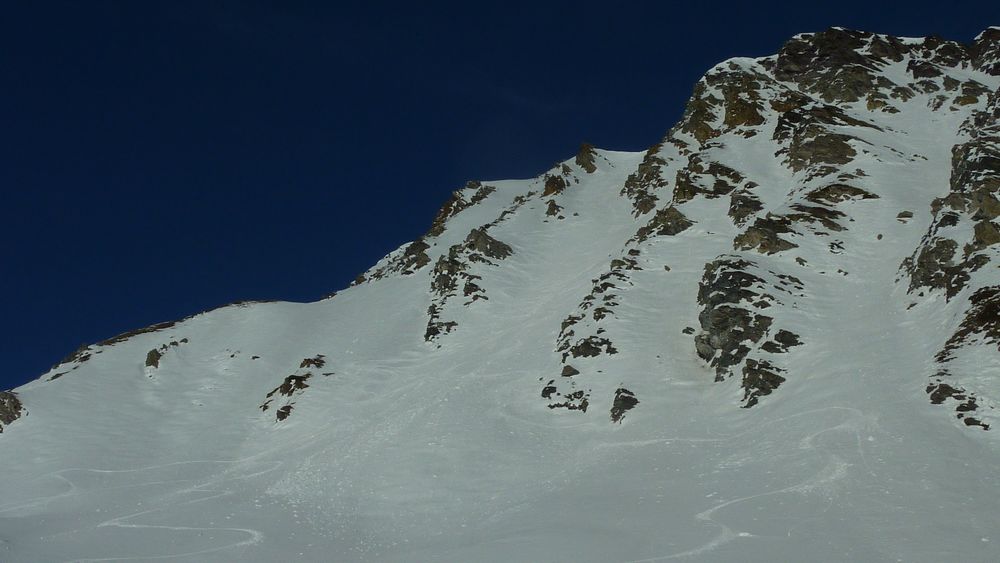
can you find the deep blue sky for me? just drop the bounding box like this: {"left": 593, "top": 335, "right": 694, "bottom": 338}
{"left": 1, "top": 1, "right": 993, "bottom": 390}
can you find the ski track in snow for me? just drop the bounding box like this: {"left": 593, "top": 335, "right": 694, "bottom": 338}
{"left": 72, "top": 487, "right": 264, "bottom": 563}
{"left": 1, "top": 458, "right": 283, "bottom": 562}
{"left": 619, "top": 406, "right": 871, "bottom": 562}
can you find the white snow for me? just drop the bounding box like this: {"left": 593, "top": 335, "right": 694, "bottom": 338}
{"left": 2, "top": 32, "right": 1000, "bottom": 563}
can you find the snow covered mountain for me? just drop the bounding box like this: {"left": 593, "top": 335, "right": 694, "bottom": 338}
{"left": 3, "top": 27, "right": 1000, "bottom": 562}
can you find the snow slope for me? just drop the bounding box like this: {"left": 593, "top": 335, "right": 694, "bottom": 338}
{"left": 2, "top": 28, "right": 1000, "bottom": 562}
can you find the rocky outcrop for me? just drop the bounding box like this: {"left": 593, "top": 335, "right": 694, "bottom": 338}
{"left": 424, "top": 228, "right": 514, "bottom": 342}
{"left": 972, "top": 28, "right": 1000, "bottom": 75}
{"left": 735, "top": 201, "right": 854, "bottom": 255}
{"left": 694, "top": 258, "right": 777, "bottom": 379}
{"left": 542, "top": 174, "right": 568, "bottom": 197}
{"left": 633, "top": 206, "right": 693, "bottom": 242}
{"left": 464, "top": 228, "right": 513, "bottom": 260}
{"left": 543, "top": 250, "right": 646, "bottom": 414}
{"left": 734, "top": 215, "right": 799, "bottom": 254}
{"left": 0, "top": 391, "right": 24, "bottom": 433}
{"left": 300, "top": 355, "right": 326, "bottom": 369}
{"left": 904, "top": 89, "right": 1000, "bottom": 299}
{"left": 673, "top": 155, "right": 748, "bottom": 203}
{"left": 575, "top": 143, "right": 598, "bottom": 173}
{"left": 729, "top": 190, "right": 764, "bottom": 225}
{"left": 937, "top": 286, "right": 1000, "bottom": 363}
{"left": 260, "top": 356, "right": 330, "bottom": 421}
{"left": 620, "top": 144, "right": 667, "bottom": 215}
{"left": 547, "top": 390, "right": 589, "bottom": 412}
{"left": 741, "top": 359, "right": 786, "bottom": 408}
{"left": 773, "top": 29, "right": 896, "bottom": 104}
{"left": 926, "top": 261, "right": 997, "bottom": 426}
{"left": 805, "top": 184, "right": 878, "bottom": 205}
{"left": 669, "top": 60, "right": 777, "bottom": 148}
{"left": 356, "top": 181, "right": 499, "bottom": 285}
{"left": 694, "top": 258, "right": 804, "bottom": 406}
{"left": 144, "top": 338, "right": 188, "bottom": 370}
{"left": 609, "top": 388, "right": 638, "bottom": 423}
{"left": 760, "top": 329, "right": 802, "bottom": 354}
{"left": 426, "top": 181, "right": 497, "bottom": 237}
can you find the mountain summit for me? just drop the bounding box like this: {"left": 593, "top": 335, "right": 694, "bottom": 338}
{"left": 2, "top": 28, "right": 1000, "bottom": 562}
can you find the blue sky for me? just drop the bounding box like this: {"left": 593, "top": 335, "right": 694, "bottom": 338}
{"left": 0, "top": 0, "right": 993, "bottom": 390}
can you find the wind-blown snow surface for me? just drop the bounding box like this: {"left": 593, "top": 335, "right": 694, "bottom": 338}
{"left": 3, "top": 28, "right": 1000, "bottom": 562}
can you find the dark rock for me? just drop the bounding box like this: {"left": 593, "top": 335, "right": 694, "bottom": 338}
{"left": 938, "top": 286, "right": 1000, "bottom": 361}
{"left": 972, "top": 220, "right": 1000, "bottom": 247}
{"left": 787, "top": 204, "right": 847, "bottom": 232}
{"left": 761, "top": 329, "right": 803, "bottom": 354}
{"left": 620, "top": 144, "right": 666, "bottom": 215}
{"left": 426, "top": 182, "right": 497, "bottom": 237}
{"left": 906, "top": 60, "right": 942, "bottom": 79}
{"left": 972, "top": 27, "right": 1000, "bottom": 75}
{"left": 741, "top": 359, "right": 787, "bottom": 408}
{"left": 548, "top": 390, "right": 589, "bottom": 412}
{"left": 734, "top": 215, "right": 798, "bottom": 254}
{"left": 610, "top": 388, "right": 639, "bottom": 423}
{"left": 575, "top": 143, "right": 598, "bottom": 173}
{"left": 265, "top": 374, "right": 312, "bottom": 399}
{"left": 541, "top": 380, "right": 557, "bottom": 399}
{"left": 55, "top": 344, "right": 93, "bottom": 368}
{"left": 774, "top": 329, "right": 802, "bottom": 348}
{"left": 462, "top": 280, "right": 483, "bottom": 297}
{"left": 928, "top": 382, "right": 964, "bottom": 405}
{"left": 698, "top": 306, "right": 773, "bottom": 378}
{"left": 634, "top": 206, "right": 694, "bottom": 242}
{"left": 729, "top": 191, "right": 763, "bottom": 225}
{"left": 145, "top": 349, "right": 162, "bottom": 368}
{"left": 400, "top": 240, "right": 432, "bottom": 271}
{"left": 964, "top": 417, "right": 990, "bottom": 430}
{"left": 97, "top": 320, "right": 180, "bottom": 348}
{"left": 0, "top": 391, "right": 24, "bottom": 432}
{"left": 926, "top": 379, "right": 989, "bottom": 430}
{"left": 543, "top": 175, "right": 568, "bottom": 197}
{"left": 546, "top": 200, "right": 563, "bottom": 217}
{"left": 774, "top": 28, "right": 891, "bottom": 104}
{"left": 425, "top": 304, "right": 458, "bottom": 341}
{"left": 903, "top": 238, "right": 979, "bottom": 299}
{"left": 561, "top": 365, "right": 580, "bottom": 377}
{"left": 805, "top": 184, "right": 879, "bottom": 205}
{"left": 430, "top": 251, "right": 466, "bottom": 296}
{"left": 695, "top": 259, "right": 780, "bottom": 379}
{"left": 564, "top": 337, "right": 618, "bottom": 361}
{"left": 464, "top": 228, "right": 513, "bottom": 260}
{"left": 786, "top": 131, "right": 857, "bottom": 172}
{"left": 275, "top": 405, "right": 293, "bottom": 421}
{"left": 675, "top": 81, "right": 721, "bottom": 143}
{"left": 673, "top": 157, "right": 747, "bottom": 203}
{"left": 300, "top": 355, "right": 326, "bottom": 369}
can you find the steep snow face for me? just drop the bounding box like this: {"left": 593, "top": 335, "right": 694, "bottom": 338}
{"left": 2, "top": 28, "right": 1000, "bottom": 562}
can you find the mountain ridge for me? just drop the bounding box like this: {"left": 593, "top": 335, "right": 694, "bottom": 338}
{"left": 2, "top": 27, "right": 1000, "bottom": 562}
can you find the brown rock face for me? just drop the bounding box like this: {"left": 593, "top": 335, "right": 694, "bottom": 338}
{"left": 464, "top": 228, "right": 513, "bottom": 260}
{"left": 542, "top": 175, "right": 568, "bottom": 197}
{"left": 0, "top": 391, "right": 24, "bottom": 433}
{"left": 426, "top": 182, "right": 497, "bottom": 237}
{"left": 575, "top": 143, "right": 598, "bottom": 173}
{"left": 634, "top": 207, "right": 694, "bottom": 242}
{"left": 620, "top": 145, "right": 666, "bottom": 215}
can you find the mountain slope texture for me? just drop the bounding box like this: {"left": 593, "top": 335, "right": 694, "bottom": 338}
{"left": 3, "top": 27, "right": 1000, "bottom": 562}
